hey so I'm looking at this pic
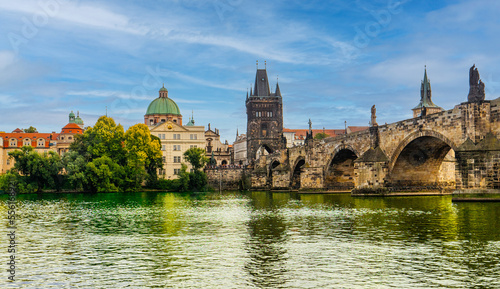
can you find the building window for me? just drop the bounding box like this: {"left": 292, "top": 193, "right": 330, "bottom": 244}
{"left": 7, "top": 159, "right": 10, "bottom": 165}
{"left": 190, "top": 134, "right": 197, "bottom": 140}
{"left": 173, "top": 134, "right": 180, "bottom": 140}
{"left": 9, "top": 139, "right": 16, "bottom": 147}
{"left": 174, "top": 169, "right": 180, "bottom": 175}
{"left": 162, "top": 156, "right": 166, "bottom": 163}
{"left": 37, "top": 138, "right": 45, "bottom": 147}
{"left": 23, "top": 138, "right": 31, "bottom": 146}
{"left": 162, "top": 145, "right": 166, "bottom": 151}
{"left": 261, "top": 123, "right": 268, "bottom": 137}
{"left": 190, "top": 145, "right": 197, "bottom": 148}
{"left": 270, "top": 111, "right": 273, "bottom": 117}
{"left": 173, "top": 145, "right": 181, "bottom": 151}
{"left": 173, "top": 156, "right": 181, "bottom": 163}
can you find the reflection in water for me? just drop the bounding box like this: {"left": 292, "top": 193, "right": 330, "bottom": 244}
{"left": 0, "top": 192, "right": 499, "bottom": 288}
{"left": 245, "top": 192, "right": 288, "bottom": 288}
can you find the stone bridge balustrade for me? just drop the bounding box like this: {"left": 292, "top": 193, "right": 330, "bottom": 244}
{"left": 258, "top": 97, "right": 500, "bottom": 193}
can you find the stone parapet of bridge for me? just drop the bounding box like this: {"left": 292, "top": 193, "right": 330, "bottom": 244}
{"left": 254, "top": 97, "right": 500, "bottom": 193}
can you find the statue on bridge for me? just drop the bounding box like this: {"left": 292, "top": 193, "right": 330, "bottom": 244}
{"left": 468, "top": 64, "right": 485, "bottom": 103}
{"left": 371, "top": 105, "right": 378, "bottom": 126}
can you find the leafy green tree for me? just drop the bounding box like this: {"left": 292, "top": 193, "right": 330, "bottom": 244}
{"left": 23, "top": 126, "right": 38, "bottom": 133}
{"left": 123, "top": 123, "right": 162, "bottom": 189}
{"left": 183, "top": 147, "right": 209, "bottom": 170}
{"left": 70, "top": 116, "right": 126, "bottom": 164}
{"left": 314, "top": 132, "right": 329, "bottom": 140}
{"left": 62, "top": 151, "right": 87, "bottom": 191}
{"left": 175, "top": 163, "right": 190, "bottom": 192}
{"left": 67, "top": 117, "right": 162, "bottom": 192}
{"left": 8, "top": 146, "right": 62, "bottom": 192}
{"left": 85, "top": 156, "right": 124, "bottom": 193}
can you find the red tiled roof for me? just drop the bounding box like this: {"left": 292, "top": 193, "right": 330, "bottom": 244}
{"left": 348, "top": 126, "right": 369, "bottom": 133}
{"left": 0, "top": 132, "right": 56, "bottom": 148}
{"left": 61, "top": 123, "right": 84, "bottom": 134}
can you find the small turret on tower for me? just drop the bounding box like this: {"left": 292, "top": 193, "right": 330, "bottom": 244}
{"left": 412, "top": 67, "right": 444, "bottom": 117}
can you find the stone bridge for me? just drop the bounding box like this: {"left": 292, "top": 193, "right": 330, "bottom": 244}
{"left": 251, "top": 98, "right": 500, "bottom": 193}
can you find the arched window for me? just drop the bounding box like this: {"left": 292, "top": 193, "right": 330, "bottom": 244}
{"left": 9, "top": 138, "right": 17, "bottom": 147}
{"left": 37, "top": 138, "right": 45, "bottom": 147}
{"left": 23, "top": 138, "right": 31, "bottom": 146}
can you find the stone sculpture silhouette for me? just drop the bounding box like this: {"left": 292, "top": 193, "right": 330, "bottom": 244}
{"left": 468, "top": 64, "right": 485, "bottom": 103}
{"left": 371, "top": 105, "right": 378, "bottom": 126}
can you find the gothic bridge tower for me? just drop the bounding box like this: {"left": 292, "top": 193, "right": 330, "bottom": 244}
{"left": 246, "top": 66, "right": 285, "bottom": 162}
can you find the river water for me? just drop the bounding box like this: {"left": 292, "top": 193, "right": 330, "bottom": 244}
{"left": 1, "top": 191, "right": 499, "bottom": 288}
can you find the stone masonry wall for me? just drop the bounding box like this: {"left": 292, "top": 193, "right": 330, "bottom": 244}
{"left": 205, "top": 168, "right": 245, "bottom": 191}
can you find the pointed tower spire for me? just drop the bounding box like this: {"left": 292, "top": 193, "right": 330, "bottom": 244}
{"left": 275, "top": 82, "right": 281, "bottom": 97}
{"left": 412, "top": 66, "right": 443, "bottom": 117}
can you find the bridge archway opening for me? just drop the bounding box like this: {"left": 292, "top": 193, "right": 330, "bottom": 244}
{"left": 268, "top": 160, "right": 281, "bottom": 180}
{"left": 390, "top": 136, "right": 456, "bottom": 189}
{"left": 291, "top": 159, "right": 305, "bottom": 189}
{"left": 325, "top": 149, "right": 357, "bottom": 190}
{"left": 256, "top": 144, "right": 273, "bottom": 160}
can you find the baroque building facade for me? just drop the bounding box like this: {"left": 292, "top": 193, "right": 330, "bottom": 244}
{"left": 246, "top": 67, "right": 285, "bottom": 163}
{"left": 145, "top": 86, "right": 232, "bottom": 178}
{"left": 145, "top": 86, "right": 205, "bottom": 179}
{"left": 0, "top": 112, "right": 84, "bottom": 174}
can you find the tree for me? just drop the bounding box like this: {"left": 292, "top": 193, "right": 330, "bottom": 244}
{"left": 67, "top": 117, "right": 162, "bottom": 192}
{"left": 62, "top": 151, "right": 87, "bottom": 191}
{"left": 183, "top": 147, "right": 209, "bottom": 171}
{"left": 8, "top": 146, "right": 62, "bottom": 192}
{"left": 314, "top": 132, "right": 329, "bottom": 140}
{"left": 85, "top": 156, "right": 124, "bottom": 193}
{"left": 124, "top": 123, "right": 162, "bottom": 188}
{"left": 23, "top": 126, "right": 38, "bottom": 133}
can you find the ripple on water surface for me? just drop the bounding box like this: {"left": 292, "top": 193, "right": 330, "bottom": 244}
{"left": 0, "top": 192, "right": 499, "bottom": 288}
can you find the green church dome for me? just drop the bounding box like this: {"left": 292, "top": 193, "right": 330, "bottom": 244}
{"left": 146, "top": 96, "right": 181, "bottom": 115}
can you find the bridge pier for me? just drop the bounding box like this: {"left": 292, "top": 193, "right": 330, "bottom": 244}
{"left": 353, "top": 147, "right": 389, "bottom": 190}
{"left": 455, "top": 133, "right": 500, "bottom": 192}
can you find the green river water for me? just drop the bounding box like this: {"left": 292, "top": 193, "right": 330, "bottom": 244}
{"left": 1, "top": 191, "right": 499, "bottom": 288}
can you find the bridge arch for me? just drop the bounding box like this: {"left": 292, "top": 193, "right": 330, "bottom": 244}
{"left": 324, "top": 145, "right": 359, "bottom": 190}
{"left": 290, "top": 157, "right": 306, "bottom": 189}
{"left": 388, "top": 130, "right": 457, "bottom": 188}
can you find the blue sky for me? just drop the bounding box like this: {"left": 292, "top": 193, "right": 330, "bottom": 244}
{"left": 1, "top": 0, "right": 500, "bottom": 143}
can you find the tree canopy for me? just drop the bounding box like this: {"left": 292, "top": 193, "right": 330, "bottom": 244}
{"left": 183, "top": 147, "right": 209, "bottom": 170}
{"left": 314, "top": 132, "right": 329, "bottom": 140}
{"left": 23, "top": 126, "right": 38, "bottom": 133}
{"left": 5, "top": 116, "right": 163, "bottom": 193}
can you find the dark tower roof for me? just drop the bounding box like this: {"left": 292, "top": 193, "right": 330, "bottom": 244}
{"left": 253, "top": 69, "right": 271, "bottom": 97}
{"left": 251, "top": 69, "right": 282, "bottom": 97}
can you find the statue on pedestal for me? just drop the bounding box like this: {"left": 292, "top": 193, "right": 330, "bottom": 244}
{"left": 468, "top": 64, "right": 485, "bottom": 103}
{"left": 371, "top": 105, "right": 378, "bottom": 126}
